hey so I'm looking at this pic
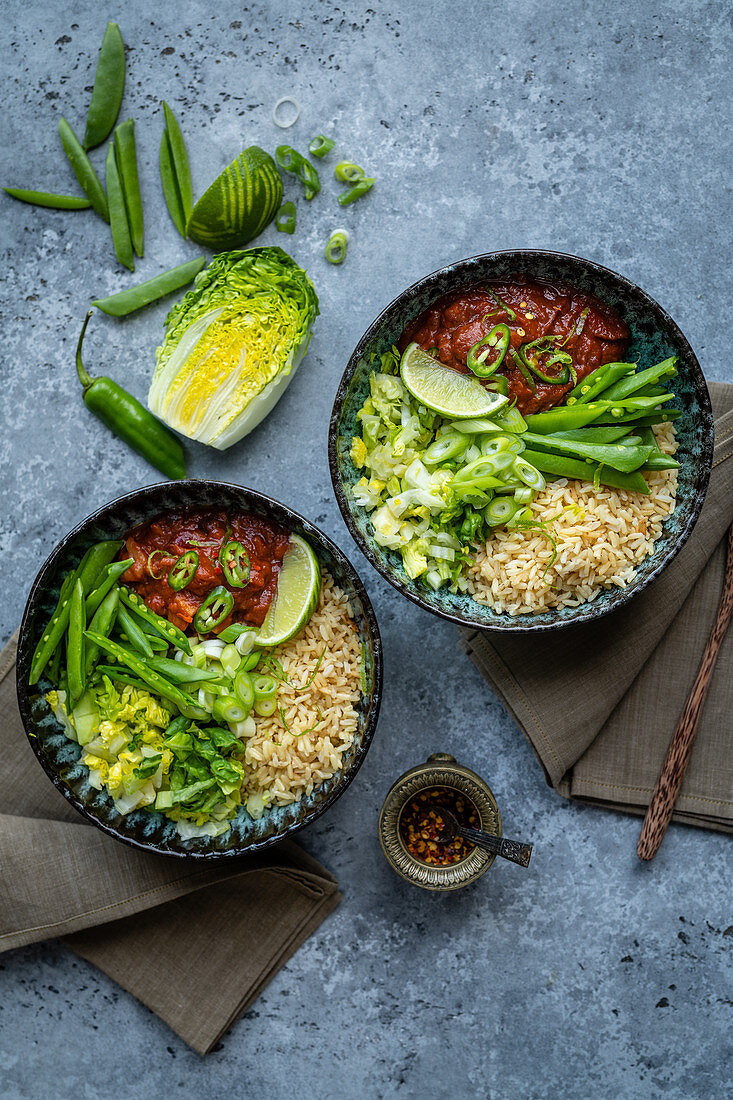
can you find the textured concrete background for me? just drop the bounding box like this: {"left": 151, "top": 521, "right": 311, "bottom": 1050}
{"left": 1, "top": 1, "right": 731, "bottom": 1097}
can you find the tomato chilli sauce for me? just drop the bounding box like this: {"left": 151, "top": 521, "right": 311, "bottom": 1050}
{"left": 399, "top": 786, "right": 480, "bottom": 866}
{"left": 401, "top": 278, "right": 630, "bottom": 415}
{"left": 121, "top": 509, "right": 291, "bottom": 631}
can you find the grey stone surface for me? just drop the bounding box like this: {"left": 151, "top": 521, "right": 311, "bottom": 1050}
{"left": 1, "top": 1, "right": 731, "bottom": 1097}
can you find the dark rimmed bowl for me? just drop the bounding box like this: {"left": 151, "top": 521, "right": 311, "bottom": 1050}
{"left": 16, "top": 480, "right": 383, "bottom": 859}
{"left": 329, "top": 250, "right": 714, "bottom": 633}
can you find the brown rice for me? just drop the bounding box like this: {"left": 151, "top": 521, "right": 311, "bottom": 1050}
{"left": 243, "top": 571, "right": 362, "bottom": 806}
{"left": 466, "top": 423, "right": 679, "bottom": 615}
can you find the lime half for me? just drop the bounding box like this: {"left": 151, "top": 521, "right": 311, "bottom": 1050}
{"left": 256, "top": 535, "right": 321, "bottom": 647}
{"left": 400, "top": 342, "right": 508, "bottom": 418}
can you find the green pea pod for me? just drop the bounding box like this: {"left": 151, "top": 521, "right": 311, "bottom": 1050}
{"left": 146, "top": 656, "right": 220, "bottom": 683}
{"left": 522, "top": 448, "right": 651, "bottom": 495}
{"left": 116, "top": 603, "right": 154, "bottom": 657}
{"left": 85, "top": 586, "right": 120, "bottom": 677}
{"left": 91, "top": 257, "right": 206, "bottom": 317}
{"left": 76, "top": 311, "right": 186, "bottom": 480}
{"left": 85, "top": 558, "right": 134, "bottom": 617}
{"left": 66, "top": 579, "right": 86, "bottom": 704}
{"left": 84, "top": 22, "right": 125, "bottom": 150}
{"left": 84, "top": 631, "right": 192, "bottom": 709}
{"left": 105, "top": 142, "right": 134, "bottom": 271}
{"left": 568, "top": 363, "right": 636, "bottom": 405}
{"left": 78, "top": 540, "right": 124, "bottom": 594}
{"left": 114, "top": 120, "right": 144, "bottom": 257}
{"left": 95, "top": 665, "right": 154, "bottom": 693}
{"left": 552, "top": 425, "right": 634, "bottom": 444}
{"left": 522, "top": 431, "right": 653, "bottom": 473}
{"left": 3, "top": 188, "right": 91, "bottom": 210}
{"left": 28, "top": 572, "right": 76, "bottom": 685}
{"left": 524, "top": 403, "right": 612, "bottom": 435}
{"left": 602, "top": 358, "right": 678, "bottom": 402}
{"left": 118, "top": 586, "right": 191, "bottom": 653}
{"left": 59, "top": 118, "right": 109, "bottom": 222}
{"left": 160, "top": 101, "right": 193, "bottom": 234}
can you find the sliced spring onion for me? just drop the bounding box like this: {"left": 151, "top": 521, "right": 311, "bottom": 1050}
{"left": 235, "top": 632, "right": 258, "bottom": 656}
{"left": 255, "top": 697, "right": 277, "bottom": 717}
{"left": 485, "top": 497, "right": 521, "bottom": 526}
{"left": 234, "top": 670, "right": 255, "bottom": 709}
{"left": 495, "top": 405, "right": 528, "bottom": 434}
{"left": 253, "top": 673, "right": 278, "bottom": 700}
{"left": 481, "top": 434, "right": 524, "bottom": 457}
{"left": 514, "top": 487, "right": 535, "bottom": 504}
{"left": 275, "top": 200, "right": 297, "bottom": 234}
{"left": 325, "top": 228, "right": 349, "bottom": 264}
{"left": 424, "top": 431, "right": 466, "bottom": 463}
{"left": 275, "top": 145, "right": 320, "bottom": 199}
{"left": 335, "top": 161, "right": 365, "bottom": 182}
{"left": 272, "top": 96, "right": 300, "bottom": 128}
{"left": 338, "top": 177, "right": 375, "bottom": 205}
{"left": 512, "top": 458, "right": 546, "bottom": 490}
{"left": 309, "top": 135, "right": 335, "bottom": 158}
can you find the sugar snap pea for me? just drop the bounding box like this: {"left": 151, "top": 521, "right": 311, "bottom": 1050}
{"left": 66, "top": 579, "right": 86, "bottom": 703}
{"left": 116, "top": 603, "right": 154, "bottom": 657}
{"left": 521, "top": 449, "right": 651, "bottom": 495}
{"left": 146, "top": 656, "right": 220, "bottom": 683}
{"left": 29, "top": 572, "right": 76, "bottom": 685}
{"left": 114, "top": 120, "right": 144, "bottom": 257}
{"left": 91, "top": 257, "right": 206, "bottom": 317}
{"left": 522, "top": 431, "right": 653, "bottom": 473}
{"left": 59, "top": 118, "right": 109, "bottom": 223}
{"left": 568, "top": 363, "right": 636, "bottom": 405}
{"left": 3, "top": 188, "right": 91, "bottom": 210}
{"left": 94, "top": 665, "right": 153, "bottom": 693}
{"left": 524, "top": 403, "right": 612, "bottom": 435}
{"left": 105, "top": 142, "right": 134, "bottom": 271}
{"left": 84, "top": 631, "right": 191, "bottom": 708}
{"left": 601, "top": 357, "right": 678, "bottom": 402}
{"left": 78, "top": 540, "right": 124, "bottom": 594}
{"left": 84, "top": 22, "right": 125, "bottom": 150}
{"left": 118, "top": 586, "right": 191, "bottom": 653}
{"left": 160, "top": 101, "right": 193, "bottom": 235}
{"left": 85, "top": 557, "right": 134, "bottom": 617}
{"left": 85, "top": 586, "right": 119, "bottom": 677}
{"left": 553, "top": 425, "right": 634, "bottom": 444}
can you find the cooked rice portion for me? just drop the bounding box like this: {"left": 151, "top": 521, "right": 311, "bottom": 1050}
{"left": 466, "top": 422, "right": 679, "bottom": 615}
{"left": 244, "top": 572, "right": 362, "bottom": 806}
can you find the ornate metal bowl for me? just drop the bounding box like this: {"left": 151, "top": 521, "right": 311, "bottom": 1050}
{"left": 378, "top": 753, "right": 502, "bottom": 891}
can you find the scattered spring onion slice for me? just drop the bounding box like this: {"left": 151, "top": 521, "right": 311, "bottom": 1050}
{"left": 325, "top": 228, "right": 349, "bottom": 265}
{"left": 275, "top": 200, "right": 297, "bottom": 234}
{"left": 275, "top": 145, "right": 320, "bottom": 199}
{"left": 309, "top": 135, "right": 335, "bottom": 158}
{"left": 272, "top": 96, "right": 301, "bottom": 128}
{"left": 335, "top": 161, "right": 365, "bottom": 183}
{"left": 338, "top": 177, "right": 375, "bottom": 205}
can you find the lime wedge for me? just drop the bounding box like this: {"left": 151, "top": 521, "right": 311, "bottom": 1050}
{"left": 256, "top": 535, "right": 321, "bottom": 647}
{"left": 400, "top": 342, "right": 508, "bottom": 419}
{"left": 186, "top": 146, "right": 283, "bottom": 250}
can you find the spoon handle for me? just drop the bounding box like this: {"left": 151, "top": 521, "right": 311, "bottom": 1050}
{"left": 637, "top": 524, "right": 733, "bottom": 862}
{"left": 459, "top": 826, "right": 533, "bottom": 867}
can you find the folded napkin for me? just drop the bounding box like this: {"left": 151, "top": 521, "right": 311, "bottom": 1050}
{"left": 0, "top": 637, "right": 340, "bottom": 1054}
{"left": 461, "top": 381, "right": 733, "bottom": 833}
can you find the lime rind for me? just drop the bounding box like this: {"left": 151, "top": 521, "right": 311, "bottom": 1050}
{"left": 400, "top": 342, "right": 508, "bottom": 419}
{"left": 256, "top": 534, "right": 321, "bottom": 647}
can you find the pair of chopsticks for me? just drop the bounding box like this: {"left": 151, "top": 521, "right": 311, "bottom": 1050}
{"left": 637, "top": 524, "right": 733, "bottom": 860}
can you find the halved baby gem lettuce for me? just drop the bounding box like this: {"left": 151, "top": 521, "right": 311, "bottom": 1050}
{"left": 148, "top": 247, "right": 319, "bottom": 449}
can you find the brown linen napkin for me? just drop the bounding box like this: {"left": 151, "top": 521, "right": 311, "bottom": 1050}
{"left": 0, "top": 635, "right": 340, "bottom": 1053}
{"left": 461, "top": 381, "right": 733, "bottom": 833}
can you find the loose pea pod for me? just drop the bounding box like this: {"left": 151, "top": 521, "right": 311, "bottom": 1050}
{"left": 114, "top": 120, "right": 144, "bottom": 257}
{"left": 91, "top": 257, "right": 206, "bottom": 317}
{"left": 84, "top": 586, "right": 120, "bottom": 677}
{"left": 116, "top": 603, "right": 154, "bottom": 657}
{"left": 84, "top": 631, "right": 193, "bottom": 709}
{"left": 76, "top": 311, "right": 186, "bottom": 480}
{"left": 84, "top": 22, "right": 125, "bottom": 151}
{"left": 85, "top": 557, "right": 134, "bottom": 617}
{"left": 160, "top": 101, "right": 193, "bottom": 236}
{"left": 3, "top": 188, "right": 91, "bottom": 210}
{"left": 105, "top": 141, "right": 134, "bottom": 271}
{"left": 118, "top": 586, "right": 191, "bottom": 653}
{"left": 600, "top": 357, "right": 678, "bottom": 402}
{"left": 552, "top": 425, "right": 634, "bottom": 444}
{"left": 636, "top": 427, "right": 680, "bottom": 471}
{"left": 66, "top": 579, "right": 86, "bottom": 704}
{"left": 59, "top": 118, "right": 109, "bottom": 223}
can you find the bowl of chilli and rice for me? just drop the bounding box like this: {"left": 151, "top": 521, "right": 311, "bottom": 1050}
{"left": 16, "top": 481, "right": 382, "bottom": 858}
{"left": 329, "top": 250, "right": 714, "bottom": 632}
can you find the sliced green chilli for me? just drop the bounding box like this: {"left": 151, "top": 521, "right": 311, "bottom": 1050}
{"left": 91, "top": 256, "right": 206, "bottom": 317}
{"left": 114, "top": 119, "right": 144, "bottom": 257}
{"left": 59, "top": 118, "right": 109, "bottom": 222}
{"left": 193, "top": 587, "right": 235, "bottom": 633}
{"left": 219, "top": 541, "right": 250, "bottom": 587}
{"left": 84, "top": 22, "right": 125, "bottom": 150}
{"left": 169, "top": 550, "right": 199, "bottom": 590}
{"left": 467, "top": 324, "right": 510, "bottom": 379}
{"left": 105, "top": 141, "right": 134, "bottom": 271}
{"left": 3, "top": 188, "right": 91, "bottom": 209}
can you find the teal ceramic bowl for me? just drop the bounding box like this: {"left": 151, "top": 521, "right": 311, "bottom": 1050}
{"left": 16, "top": 481, "right": 382, "bottom": 858}
{"left": 329, "top": 250, "right": 713, "bottom": 633}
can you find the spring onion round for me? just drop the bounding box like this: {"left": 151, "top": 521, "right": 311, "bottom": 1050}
{"left": 275, "top": 200, "right": 297, "bottom": 234}
{"left": 272, "top": 96, "right": 300, "bottom": 128}
{"left": 485, "top": 497, "right": 521, "bottom": 526}
{"left": 309, "top": 135, "right": 335, "bottom": 158}
{"left": 512, "top": 458, "right": 546, "bottom": 490}
{"left": 337, "top": 177, "right": 375, "bottom": 205}
{"left": 253, "top": 673, "right": 278, "bottom": 700}
{"left": 255, "top": 697, "right": 277, "bottom": 717}
{"left": 325, "top": 228, "right": 349, "bottom": 264}
{"left": 335, "top": 161, "right": 365, "bottom": 183}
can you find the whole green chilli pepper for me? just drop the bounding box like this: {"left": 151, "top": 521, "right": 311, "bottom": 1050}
{"left": 66, "top": 579, "right": 86, "bottom": 703}
{"left": 76, "top": 311, "right": 186, "bottom": 480}
{"left": 116, "top": 603, "right": 154, "bottom": 657}
{"left": 118, "top": 586, "right": 191, "bottom": 653}
{"left": 193, "top": 587, "right": 235, "bottom": 633}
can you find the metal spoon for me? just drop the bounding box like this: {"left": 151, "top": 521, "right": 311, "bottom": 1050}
{"left": 435, "top": 807, "right": 533, "bottom": 868}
